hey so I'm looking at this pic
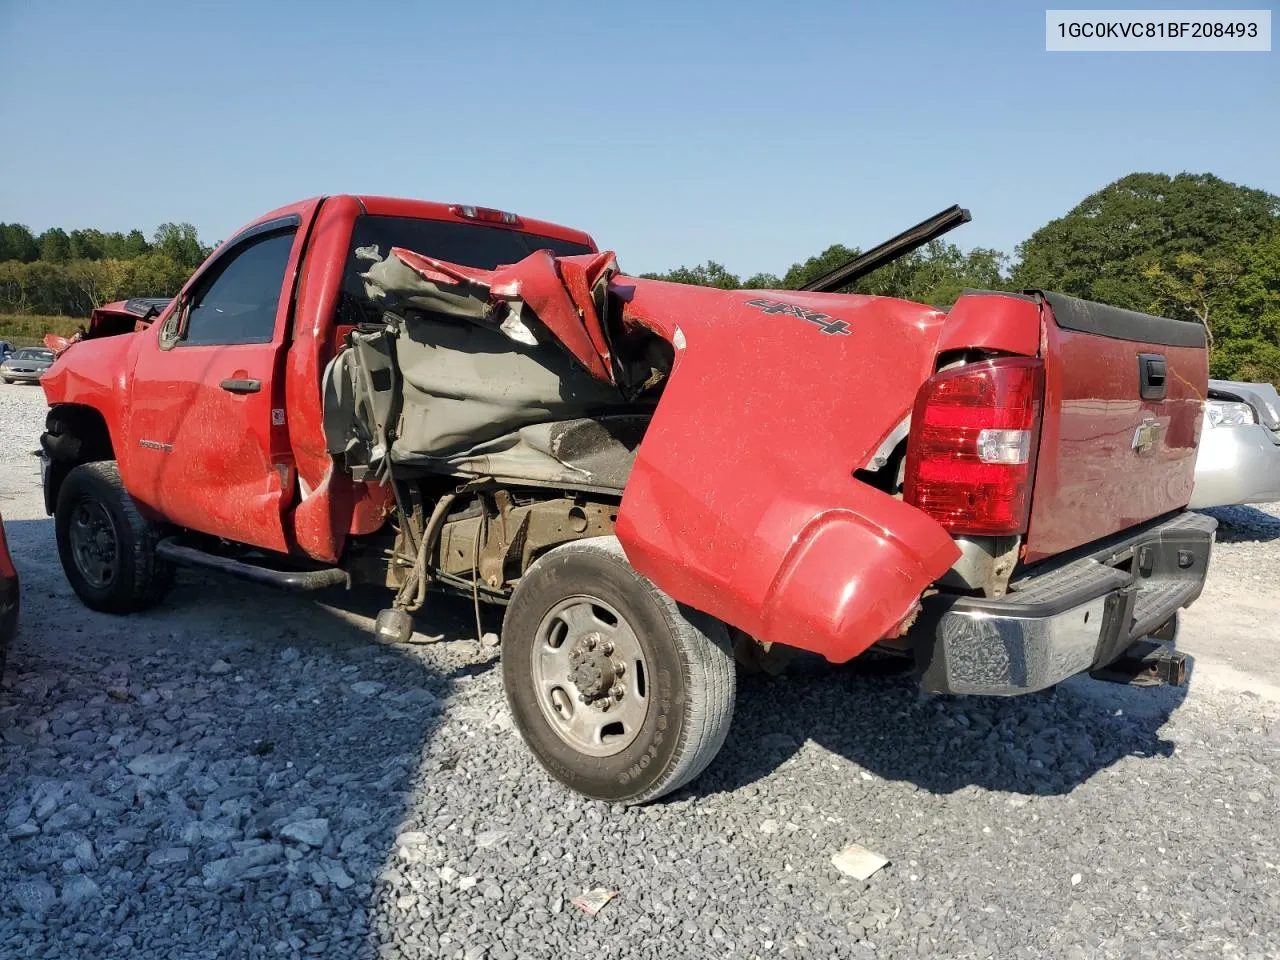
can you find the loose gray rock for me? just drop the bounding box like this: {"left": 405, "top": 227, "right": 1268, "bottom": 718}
{"left": 288, "top": 888, "right": 324, "bottom": 916}
{"left": 7, "top": 821, "right": 39, "bottom": 840}
{"left": 394, "top": 688, "right": 438, "bottom": 707}
{"left": 13, "top": 879, "right": 57, "bottom": 917}
{"left": 146, "top": 847, "right": 190, "bottom": 867}
{"left": 475, "top": 829, "right": 509, "bottom": 849}
{"left": 61, "top": 875, "right": 102, "bottom": 908}
{"left": 324, "top": 861, "right": 356, "bottom": 890}
{"left": 280, "top": 818, "right": 331, "bottom": 846}
{"left": 126, "top": 753, "right": 187, "bottom": 777}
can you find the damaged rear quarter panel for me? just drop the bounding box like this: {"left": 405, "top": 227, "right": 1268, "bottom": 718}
{"left": 612, "top": 280, "right": 962, "bottom": 662}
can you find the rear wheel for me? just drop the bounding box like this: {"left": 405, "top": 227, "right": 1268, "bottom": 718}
{"left": 55, "top": 462, "right": 174, "bottom": 613}
{"left": 0, "top": 581, "right": 15, "bottom": 678}
{"left": 502, "top": 537, "right": 735, "bottom": 804}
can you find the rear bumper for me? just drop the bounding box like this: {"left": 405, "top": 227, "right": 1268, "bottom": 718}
{"left": 1189, "top": 423, "right": 1280, "bottom": 508}
{"left": 915, "top": 511, "right": 1216, "bottom": 695}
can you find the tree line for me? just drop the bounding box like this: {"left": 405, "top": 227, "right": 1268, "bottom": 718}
{"left": 2, "top": 172, "right": 1277, "bottom": 383}
{"left": 0, "top": 222, "right": 210, "bottom": 317}
{"left": 642, "top": 173, "right": 1280, "bottom": 385}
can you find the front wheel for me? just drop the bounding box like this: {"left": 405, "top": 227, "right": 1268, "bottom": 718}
{"left": 55, "top": 461, "right": 175, "bottom": 613}
{"left": 502, "top": 537, "right": 735, "bottom": 804}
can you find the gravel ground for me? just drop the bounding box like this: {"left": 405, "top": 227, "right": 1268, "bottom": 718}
{"left": 1, "top": 380, "right": 1279, "bottom": 960}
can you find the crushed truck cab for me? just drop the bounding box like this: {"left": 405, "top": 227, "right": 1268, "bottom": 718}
{"left": 39, "top": 195, "right": 1214, "bottom": 803}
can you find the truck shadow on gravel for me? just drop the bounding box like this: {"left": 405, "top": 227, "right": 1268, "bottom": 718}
{"left": 0, "top": 515, "right": 496, "bottom": 956}
{"left": 1198, "top": 505, "right": 1280, "bottom": 543}
{"left": 687, "top": 656, "right": 1188, "bottom": 800}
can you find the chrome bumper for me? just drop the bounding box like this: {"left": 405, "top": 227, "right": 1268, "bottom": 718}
{"left": 916, "top": 511, "right": 1216, "bottom": 695}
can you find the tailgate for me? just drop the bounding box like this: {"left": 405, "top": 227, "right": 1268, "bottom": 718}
{"left": 1023, "top": 292, "right": 1207, "bottom": 563}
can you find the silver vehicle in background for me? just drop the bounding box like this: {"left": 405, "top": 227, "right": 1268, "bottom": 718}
{"left": 0, "top": 347, "right": 55, "bottom": 385}
{"left": 1190, "top": 379, "right": 1280, "bottom": 508}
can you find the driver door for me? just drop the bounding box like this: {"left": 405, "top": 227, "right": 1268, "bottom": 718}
{"left": 126, "top": 213, "right": 311, "bottom": 551}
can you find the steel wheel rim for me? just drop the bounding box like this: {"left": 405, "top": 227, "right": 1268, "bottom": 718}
{"left": 69, "top": 498, "right": 119, "bottom": 589}
{"left": 530, "top": 595, "right": 649, "bottom": 758}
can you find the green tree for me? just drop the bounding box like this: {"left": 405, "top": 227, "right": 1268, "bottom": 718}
{"left": 1210, "top": 339, "right": 1280, "bottom": 385}
{"left": 852, "top": 241, "right": 1008, "bottom": 306}
{"left": 121, "top": 229, "right": 151, "bottom": 258}
{"left": 779, "top": 244, "right": 859, "bottom": 290}
{"left": 640, "top": 260, "right": 741, "bottom": 289}
{"left": 1227, "top": 226, "right": 1280, "bottom": 340}
{"left": 0, "top": 223, "right": 40, "bottom": 262}
{"left": 1143, "top": 252, "right": 1242, "bottom": 347}
{"left": 69, "top": 228, "right": 107, "bottom": 261}
{"left": 39, "top": 227, "right": 72, "bottom": 262}
{"left": 1013, "top": 172, "right": 1280, "bottom": 310}
{"left": 153, "top": 222, "right": 207, "bottom": 271}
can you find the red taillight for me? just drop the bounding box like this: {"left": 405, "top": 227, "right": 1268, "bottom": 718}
{"left": 903, "top": 357, "right": 1044, "bottom": 536}
{"left": 450, "top": 204, "right": 522, "bottom": 226}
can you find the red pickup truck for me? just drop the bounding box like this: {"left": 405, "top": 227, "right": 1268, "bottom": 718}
{"left": 39, "top": 195, "right": 1215, "bottom": 803}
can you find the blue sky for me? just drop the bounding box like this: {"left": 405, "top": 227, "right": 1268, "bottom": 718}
{"left": 0, "top": 1, "right": 1275, "bottom": 276}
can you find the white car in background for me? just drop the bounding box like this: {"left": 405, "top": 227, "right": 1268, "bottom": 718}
{"left": 1191, "top": 379, "right": 1280, "bottom": 508}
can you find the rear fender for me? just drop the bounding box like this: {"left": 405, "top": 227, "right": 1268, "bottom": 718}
{"left": 611, "top": 278, "right": 961, "bottom": 662}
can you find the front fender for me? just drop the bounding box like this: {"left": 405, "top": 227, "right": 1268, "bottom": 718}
{"left": 41, "top": 332, "right": 136, "bottom": 425}
{"left": 40, "top": 334, "right": 138, "bottom": 509}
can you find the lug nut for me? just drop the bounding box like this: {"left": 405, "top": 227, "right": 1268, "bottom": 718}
{"left": 611, "top": 685, "right": 624, "bottom": 701}
{"left": 601, "top": 641, "right": 614, "bottom": 656}
{"left": 599, "top": 699, "right": 611, "bottom": 711}
{"left": 578, "top": 692, "right": 589, "bottom": 703}
{"left": 584, "top": 637, "right": 597, "bottom": 651}
{"left": 613, "top": 662, "right": 626, "bottom": 677}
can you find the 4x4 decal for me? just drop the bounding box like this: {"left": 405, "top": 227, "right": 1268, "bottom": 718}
{"left": 744, "top": 298, "right": 850, "bottom": 336}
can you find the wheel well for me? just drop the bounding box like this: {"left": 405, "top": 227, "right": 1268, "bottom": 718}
{"left": 42, "top": 404, "right": 115, "bottom": 514}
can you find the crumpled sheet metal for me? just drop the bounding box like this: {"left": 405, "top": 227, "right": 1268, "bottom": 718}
{"left": 362, "top": 246, "right": 620, "bottom": 384}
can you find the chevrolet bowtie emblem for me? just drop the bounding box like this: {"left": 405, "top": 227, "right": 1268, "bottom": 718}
{"left": 1131, "top": 417, "right": 1161, "bottom": 454}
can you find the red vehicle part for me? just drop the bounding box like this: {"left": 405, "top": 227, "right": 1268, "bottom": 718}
{"left": 1022, "top": 293, "right": 1207, "bottom": 562}
{"left": 904, "top": 357, "right": 1045, "bottom": 537}
{"left": 39, "top": 195, "right": 1208, "bottom": 671}
{"left": 0, "top": 511, "right": 17, "bottom": 666}
{"left": 286, "top": 196, "right": 596, "bottom": 561}
{"left": 384, "top": 249, "right": 967, "bottom": 663}
{"left": 611, "top": 282, "right": 963, "bottom": 662}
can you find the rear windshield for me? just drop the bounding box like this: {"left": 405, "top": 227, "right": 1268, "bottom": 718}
{"left": 337, "top": 214, "right": 593, "bottom": 327}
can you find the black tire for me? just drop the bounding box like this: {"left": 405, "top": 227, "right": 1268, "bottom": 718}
{"left": 502, "top": 536, "right": 735, "bottom": 804}
{"left": 2, "top": 378, "right": 12, "bottom": 385}
{"left": 0, "top": 580, "right": 15, "bottom": 680}
{"left": 55, "top": 461, "right": 175, "bottom": 613}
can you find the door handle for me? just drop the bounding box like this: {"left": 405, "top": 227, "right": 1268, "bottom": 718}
{"left": 1137, "top": 354, "right": 1167, "bottom": 401}
{"left": 220, "top": 378, "right": 262, "bottom": 394}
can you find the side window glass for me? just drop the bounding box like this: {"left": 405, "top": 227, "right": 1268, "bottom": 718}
{"left": 182, "top": 231, "right": 295, "bottom": 346}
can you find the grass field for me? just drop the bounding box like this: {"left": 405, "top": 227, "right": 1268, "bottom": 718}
{"left": 0, "top": 313, "right": 84, "bottom": 347}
